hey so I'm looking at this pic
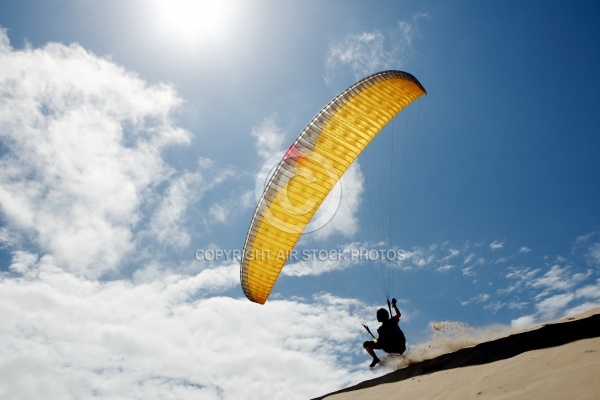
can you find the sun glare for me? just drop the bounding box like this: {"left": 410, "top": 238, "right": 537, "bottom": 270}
{"left": 148, "top": 0, "right": 240, "bottom": 51}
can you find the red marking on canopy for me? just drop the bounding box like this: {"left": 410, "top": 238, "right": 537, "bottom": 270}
{"left": 284, "top": 144, "right": 303, "bottom": 161}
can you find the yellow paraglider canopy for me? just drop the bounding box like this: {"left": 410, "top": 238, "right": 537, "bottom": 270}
{"left": 241, "top": 70, "right": 426, "bottom": 304}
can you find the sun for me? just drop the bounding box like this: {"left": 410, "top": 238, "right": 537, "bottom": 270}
{"left": 146, "top": 0, "right": 240, "bottom": 52}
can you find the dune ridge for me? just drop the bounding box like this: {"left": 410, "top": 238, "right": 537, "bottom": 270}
{"left": 314, "top": 308, "right": 600, "bottom": 400}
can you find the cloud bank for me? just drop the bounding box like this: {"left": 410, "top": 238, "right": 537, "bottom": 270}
{"left": 0, "top": 255, "right": 372, "bottom": 400}
{"left": 0, "top": 28, "right": 191, "bottom": 276}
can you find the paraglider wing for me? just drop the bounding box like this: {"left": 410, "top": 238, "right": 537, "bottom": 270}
{"left": 241, "top": 70, "right": 426, "bottom": 304}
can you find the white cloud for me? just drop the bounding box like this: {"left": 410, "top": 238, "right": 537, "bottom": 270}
{"left": 402, "top": 246, "right": 435, "bottom": 269}
{"left": 475, "top": 293, "right": 490, "bottom": 304}
{"left": 284, "top": 255, "right": 350, "bottom": 278}
{"left": 197, "top": 164, "right": 248, "bottom": 227}
{"left": 441, "top": 248, "right": 460, "bottom": 262}
{"left": 326, "top": 30, "right": 387, "bottom": 82}
{"left": 437, "top": 264, "right": 454, "bottom": 273}
{"left": 0, "top": 226, "right": 19, "bottom": 248}
{"left": 251, "top": 116, "right": 286, "bottom": 160}
{"left": 535, "top": 293, "right": 575, "bottom": 319}
{"left": 501, "top": 266, "right": 540, "bottom": 294}
{"left": 0, "top": 26, "right": 9, "bottom": 52}
{"left": 147, "top": 171, "right": 202, "bottom": 249}
{"left": 8, "top": 250, "right": 38, "bottom": 274}
{"left": 0, "top": 31, "right": 190, "bottom": 276}
{"left": 325, "top": 13, "right": 427, "bottom": 83}
{"left": 564, "top": 301, "right": 600, "bottom": 317}
{"left": 575, "top": 280, "right": 600, "bottom": 300}
{"left": 283, "top": 241, "right": 363, "bottom": 277}
{"left": 508, "top": 274, "right": 600, "bottom": 327}
{"left": 588, "top": 242, "right": 600, "bottom": 265}
{"left": 239, "top": 189, "right": 255, "bottom": 209}
{"left": 531, "top": 265, "right": 583, "bottom": 295}
{"left": 463, "top": 253, "right": 476, "bottom": 265}
{"left": 489, "top": 240, "right": 504, "bottom": 250}
{"left": 0, "top": 256, "right": 374, "bottom": 400}
{"left": 209, "top": 203, "right": 228, "bottom": 223}
{"left": 511, "top": 315, "right": 536, "bottom": 329}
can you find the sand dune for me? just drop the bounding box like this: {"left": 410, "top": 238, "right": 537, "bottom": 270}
{"left": 314, "top": 308, "right": 600, "bottom": 400}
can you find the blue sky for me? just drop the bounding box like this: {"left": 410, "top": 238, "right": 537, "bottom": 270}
{"left": 1, "top": 1, "right": 599, "bottom": 399}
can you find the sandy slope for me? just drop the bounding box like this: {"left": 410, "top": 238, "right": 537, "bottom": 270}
{"left": 315, "top": 308, "right": 600, "bottom": 400}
